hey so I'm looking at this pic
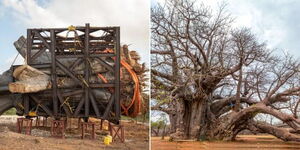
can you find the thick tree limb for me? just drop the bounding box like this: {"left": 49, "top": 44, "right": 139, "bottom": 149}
{"left": 249, "top": 123, "right": 300, "bottom": 142}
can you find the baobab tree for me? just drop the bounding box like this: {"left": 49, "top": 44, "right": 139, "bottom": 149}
{"left": 151, "top": 0, "right": 300, "bottom": 141}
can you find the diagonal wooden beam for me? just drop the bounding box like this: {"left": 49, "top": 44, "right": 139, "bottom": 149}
{"left": 56, "top": 59, "right": 83, "bottom": 87}
{"left": 74, "top": 96, "right": 85, "bottom": 116}
{"left": 89, "top": 91, "right": 101, "bottom": 117}
{"left": 34, "top": 31, "right": 50, "bottom": 49}
{"left": 89, "top": 91, "right": 106, "bottom": 110}
{"left": 31, "top": 46, "right": 47, "bottom": 61}
{"left": 57, "top": 90, "right": 72, "bottom": 116}
{"left": 30, "top": 95, "right": 53, "bottom": 116}
{"left": 102, "top": 94, "right": 115, "bottom": 119}
{"left": 70, "top": 58, "right": 83, "bottom": 71}
{"left": 94, "top": 57, "right": 114, "bottom": 72}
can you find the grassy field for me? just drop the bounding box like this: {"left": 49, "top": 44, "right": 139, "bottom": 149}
{"left": 151, "top": 135, "right": 300, "bottom": 150}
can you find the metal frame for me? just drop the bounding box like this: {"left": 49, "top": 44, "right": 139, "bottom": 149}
{"left": 20, "top": 23, "right": 120, "bottom": 124}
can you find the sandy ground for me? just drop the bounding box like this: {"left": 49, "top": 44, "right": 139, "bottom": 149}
{"left": 0, "top": 119, "right": 149, "bottom": 150}
{"left": 151, "top": 135, "right": 300, "bottom": 150}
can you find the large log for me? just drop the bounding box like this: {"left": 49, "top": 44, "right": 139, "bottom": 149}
{"left": 9, "top": 65, "right": 50, "bottom": 93}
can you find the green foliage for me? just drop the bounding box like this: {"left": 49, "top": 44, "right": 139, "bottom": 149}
{"left": 151, "top": 121, "right": 159, "bottom": 127}
{"left": 121, "top": 112, "right": 149, "bottom": 123}
{"left": 151, "top": 113, "right": 168, "bottom": 128}
{"left": 3, "top": 108, "right": 16, "bottom": 115}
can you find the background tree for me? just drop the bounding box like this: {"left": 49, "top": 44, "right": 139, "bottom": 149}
{"left": 151, "top": 0, "right": 300, "bottom": 141}
{"left": 151, "top": 113, "right": 168, "bottom": 137}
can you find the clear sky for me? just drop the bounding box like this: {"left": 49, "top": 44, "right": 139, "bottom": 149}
{"left": 0, "top": 0, "right": 150, "bottom": 73}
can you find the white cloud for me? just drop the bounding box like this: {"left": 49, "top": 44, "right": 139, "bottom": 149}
{"left": 203, "top": 0, "right": 300, "bottom": 57}
{"left": 231, "top": 0, "right": 300, "bottom": 54}
{"left": 2, "top": 0, "right": 150, "bottom": 64}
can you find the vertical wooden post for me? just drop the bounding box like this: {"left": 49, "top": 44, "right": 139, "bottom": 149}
{"left": 50, "top": 29, "right": 58, "bottom": 116}
{"left": 84, "top": 23, "right": 90, "bottom": 117}
{"left": 115, "top": 27, "right": 121, "bottom": 121}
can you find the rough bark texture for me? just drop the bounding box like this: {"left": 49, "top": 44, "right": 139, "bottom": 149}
{"left": 9, "top": 65, "right": 50, "bottom": 93}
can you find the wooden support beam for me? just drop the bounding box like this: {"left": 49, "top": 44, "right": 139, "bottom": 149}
{"left": 34, "top": 30, "right": 50, "bottom": 49}
{"left": 84, "top": 23, "right": 90, "bottom": 117}
{"left": 22, "top": 25, "right": 121, "bottom": 123}
{"left": 94, "top": 57, "right": 114, "bottom": 72}
{"left": 55, "top": 59, "right": 83, "bottom": 86}
{"left": 50, "top": 30, "right": 58, "bottom": 116}
{"left": 26, "top": 29, "right": 32, "bottom": 64}
{"left": 70, "top": 58, "right": 83, "bottom": 71}
{"left": 57, "top": 91, "right": 72, "bottom": 116}
{"left": 89, "top": 91, "right": 101, "bottom": 117}
{"left": 114, "top": 27, "right": 121, "bottom": 120}
{"left": 31, "top": 46, "right": 47, "bottom": 61}
{"left": 30, "top": 95, "right": 53, "bottom": 116}
{"left": 102, "top": 95, "right": 115, "bottom": 119}
{"left": 74, "top": 96, "right": 85, "bottom": 116}
{"left": 55, "top": 53, "right": 115, "bottom": 58}
{"left": 24, "top": 94, "right": 29, "bottom": 115}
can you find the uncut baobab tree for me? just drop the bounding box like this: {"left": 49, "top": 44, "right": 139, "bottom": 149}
{"left": 151, "top": 0, "right": 300, "bottom": 141}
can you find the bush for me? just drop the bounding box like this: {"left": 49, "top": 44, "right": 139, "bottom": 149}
{"left": 3, "top": 108, "right": 17, "bottom": 115}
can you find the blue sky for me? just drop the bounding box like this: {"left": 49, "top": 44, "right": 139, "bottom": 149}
{"left": 0, "top": 0, "right": 150, "bottom": 73}
{"left": 0, "top": 3, "right": 25, "bottom": 72}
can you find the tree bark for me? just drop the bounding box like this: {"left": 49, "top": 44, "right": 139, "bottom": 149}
{"left": 162, "top": 125, "right": 166, "bottom": 140}
{"left": 169, "top": 99, "right": 207, "bottom": 140}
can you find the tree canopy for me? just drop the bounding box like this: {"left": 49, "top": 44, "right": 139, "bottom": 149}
{"left": 151, "top": 0, "right": 300, "bottom": 141}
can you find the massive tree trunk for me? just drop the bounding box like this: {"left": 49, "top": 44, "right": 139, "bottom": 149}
{"left": 169, "top": 99, "right": 208, "bottom": 140}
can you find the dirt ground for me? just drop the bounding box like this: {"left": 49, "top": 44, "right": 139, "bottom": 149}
{"left": 0, "top": 119, "right": 149, "bottom": 150}
{"left": 151, "top": 135, "right": 300, "bottom": 150}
